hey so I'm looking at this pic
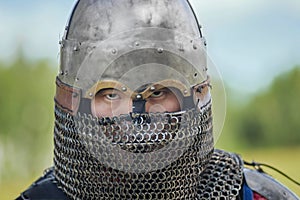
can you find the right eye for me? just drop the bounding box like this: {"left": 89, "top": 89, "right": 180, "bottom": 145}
{"left": 96, "top": 89, "right": 123, "bottom": 101}
{"left": 105, "top": 93, "right": 120, "bottom": 100}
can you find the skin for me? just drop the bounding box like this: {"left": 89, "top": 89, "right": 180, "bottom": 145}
{"left": 91, "top": 87, "right": 183, "bottom": 118}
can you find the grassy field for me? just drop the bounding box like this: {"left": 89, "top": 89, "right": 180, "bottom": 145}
{"left": 1, "top": 147, "right": 299, "bottom": 199}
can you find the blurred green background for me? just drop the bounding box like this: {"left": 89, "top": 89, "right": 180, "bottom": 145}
{"left": 0, "top": 52, "right": 299, "bottom": 199}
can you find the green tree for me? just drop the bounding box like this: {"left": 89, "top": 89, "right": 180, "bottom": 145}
{"left": 0, "top": 55, "right": 56, "bottom": 181}
{"left": 236, "top": 67, "right": 300, "bottom": 148}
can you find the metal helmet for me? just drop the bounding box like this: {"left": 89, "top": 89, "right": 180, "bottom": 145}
{"left": 54, "top": 0, "right": 214, "bottom": 199}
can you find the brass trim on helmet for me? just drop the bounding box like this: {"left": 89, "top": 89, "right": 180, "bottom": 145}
{"left": 85, "top": 80, "right": 133, "bottom": 99}
{"left": 141, "top": 79, "right": 191, "bottom": 98}
{"left": 85, "top": 79, "right": 191, "bottom": 99}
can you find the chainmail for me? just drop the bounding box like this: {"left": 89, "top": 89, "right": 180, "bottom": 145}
{"left": 198, "top": 149, "right": 244, "bottom": 199}
{"left": 53, "top": 102, "right": 242, "bottom": 199}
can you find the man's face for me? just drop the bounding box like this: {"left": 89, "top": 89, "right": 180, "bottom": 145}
{"left": 91, "top": 86, "right": 183, "bottom": 117}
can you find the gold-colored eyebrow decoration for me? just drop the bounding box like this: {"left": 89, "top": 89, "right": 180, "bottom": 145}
{"left": 85, "top": 80, "right": 134, "bottom": 99}
{"left": 85, "top": 79, "right": 191, "bottom": 100}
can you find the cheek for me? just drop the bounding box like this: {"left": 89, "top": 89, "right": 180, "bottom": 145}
{"left": 91, "top": 98, "right": 113, "bottom": 117}
{"left": 92, "top": 97, "right": 133, "bottom": 117}
{"left": 166, "top": 95, "right": 181, "bottom": 112}
{"left": 146, "top": 103, "right": 166, "bottom": 113}
{"left": 146, "top": 94, "right": 181, "bottom": 113}
{"left": 112, "top": 99, "right": 132, "bottom": 115}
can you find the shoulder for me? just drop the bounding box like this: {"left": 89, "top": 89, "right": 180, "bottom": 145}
{"left": 16, "top": 167, "right": 69, "bottom": 200}
{"left": 243, "top": 165, "right": 299, "bottom": 200}
{"left": 213, "top": 149, "right": 299, "bottom": 200}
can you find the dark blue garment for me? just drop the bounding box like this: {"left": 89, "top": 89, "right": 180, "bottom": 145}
{"left": 243, "top": 181, "right": 254, "bottom": 200}
{"left": 15, "top": 168, "right": 69, "bottom": 200}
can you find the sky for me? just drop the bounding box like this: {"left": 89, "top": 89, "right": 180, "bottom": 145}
{"left": 1, "top": 0, "right": 300, "bottom": 96}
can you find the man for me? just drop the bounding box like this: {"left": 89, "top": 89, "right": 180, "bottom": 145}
{"left": 17, "top": 0, "right": 299, "bottom": 199}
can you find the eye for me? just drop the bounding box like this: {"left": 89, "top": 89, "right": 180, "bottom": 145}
{"left": 150, "top": 90, "right": 164, "bottom": 98}
{"left": 105, "top": 93, "right": 120, "bottom": 100}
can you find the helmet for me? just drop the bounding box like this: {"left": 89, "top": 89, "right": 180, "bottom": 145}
{"left": 54, "top": 0, "right": 214, "bottom": 199}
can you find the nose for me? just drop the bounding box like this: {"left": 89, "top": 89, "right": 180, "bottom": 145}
{"left": 132, "top": 98, "right": 147, "bottom": 113}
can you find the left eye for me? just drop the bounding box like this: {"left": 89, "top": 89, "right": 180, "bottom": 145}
{"left": 150, "top": 90, "right": 164, "bottom": 98}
